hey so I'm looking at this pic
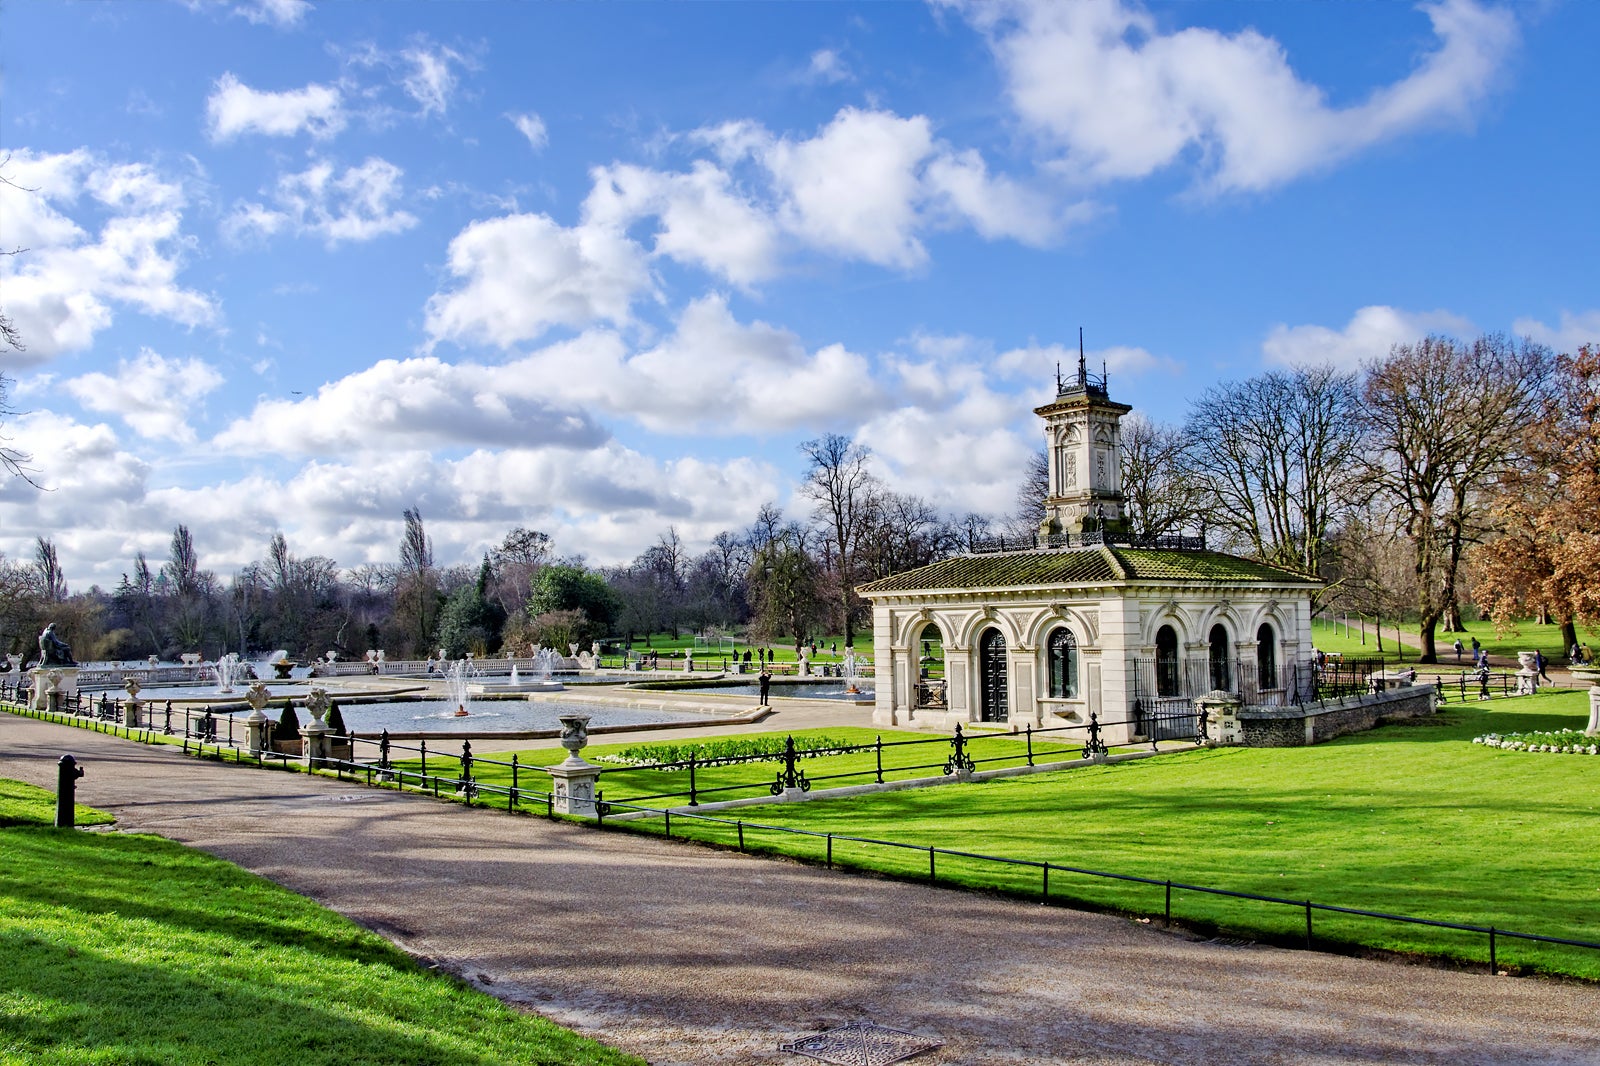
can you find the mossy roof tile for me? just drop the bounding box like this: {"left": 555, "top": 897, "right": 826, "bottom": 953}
{"left": 857, "top": 547, "right": 1316, "bottom": 595}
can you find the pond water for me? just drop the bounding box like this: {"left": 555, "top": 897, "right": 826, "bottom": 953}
{"left": 674, "top": 682, "right": 873, "bottom": 701}
{"left": 331, "top": 699, "right": 711, "bottom": 734}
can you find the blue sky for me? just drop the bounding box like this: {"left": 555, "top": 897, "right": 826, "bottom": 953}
{"left": 2, "top": 0, "right": 1596, "bottom": 591}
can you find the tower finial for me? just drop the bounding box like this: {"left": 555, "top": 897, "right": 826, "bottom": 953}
{"left": 1077, "top": 327, "right": 1087, "bottom": 385}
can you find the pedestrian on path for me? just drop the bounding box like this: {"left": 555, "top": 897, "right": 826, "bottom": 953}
{"left": 1453, "top": 638, "right": 1464, "bottom": 662}
{"left": 758, "top": 667, "right": 772, "bottom": 706}
{"left": 1536, "top": 649, "right": 1551, "bottom": 683}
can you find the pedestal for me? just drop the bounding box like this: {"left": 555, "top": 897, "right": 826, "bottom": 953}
{"left": 302, "top": 721, "right": 331, "bottom": 769}
{"left": 1196, "top": 690, "right": 1244, "bottom": 746}
{"left": 1575, "top": 669, "right": 1600, "bottom": 734}
{"left": 123, "top": 699, "right": 142, "bottom": 729}
{"left": 31, "top": 667, "right": 79, "bottom": 713}
{"left": 547, "top": 758, "right": 602, "bottom": 817}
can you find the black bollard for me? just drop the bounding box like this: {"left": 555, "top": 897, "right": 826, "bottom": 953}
{"left": 55, "top": 754, "right": 84, "bottom": 828}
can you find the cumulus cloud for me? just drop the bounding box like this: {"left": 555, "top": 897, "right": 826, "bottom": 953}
{"left": 424, "top": 213, "right": 654, "bottom": 348}
{"left": 952, "top": 0, "right": 1519, "bottom": 192}
{"left": 509, "top": 111, "right": 548, "bottom": 150}
{"left": 0, "top": 150, "right": 218, "bottom": 366}
{"left": 205, "top": 72, "right": 344, "bottom": 141}
{"left": 585, "top": 162, "right": 781, "bottom": 286}
{"left": 508, "top": 293, "right": 882, "bottom": 436}
{"left": 223, "top": 157, "right": 418, "bottom": 246}
{"left": 64, "top": 349, "right": 225, "bottom": 443}
{"left": 1263, "top": 305, "right": 1477, "bottom": 369}
{"left": 212, "top": 348, "right": 612, "bottom": 456}
{"left": 1512, "top": 310, "right": 1600, "bottom": 355}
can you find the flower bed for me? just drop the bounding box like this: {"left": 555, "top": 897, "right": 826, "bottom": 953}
{"left": 1473, "top": 729, "right": 1600, "bottom": 754}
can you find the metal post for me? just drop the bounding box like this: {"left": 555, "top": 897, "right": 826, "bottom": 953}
{"left": 459, "top": 740, "right": 474, "bottom": 801}
{"left": 737, "top": 821, "right": 744, "bottom": 851}
{"left": 420, "top": 740, "right": 428, "bottom": 780}
{"left": 875, "top": 736, "right": 883, "bottom": 783}
{"left": 929, "top": 847, "right": 936, "bottom": 883}
{"left": 1042, "top": 861, "right": 1049, "bottom": 900}
{"left": 688, "top": 753, "right": 698, "bottom": 807}
{"left": 827, "top": 834, "right": 833, "bottom": 868}
{"left": 1026, "top": 724, "right": 1034, "bottom": 766}
{"left": 1489, "top": 928, "right": 1497, "bottom": 974}
{"left": 55, "top": 755, "right": 84, "bottom": 828}
{"left": 1304, "top": 901, "right": 1313, "bottom": 949}
{"left": 1165, "top": 881, "right": 1172, "bottom": 926}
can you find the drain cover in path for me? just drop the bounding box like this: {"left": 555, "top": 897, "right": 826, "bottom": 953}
{"left": 780, "top": 1019, "right": 942, "bottom": 1066}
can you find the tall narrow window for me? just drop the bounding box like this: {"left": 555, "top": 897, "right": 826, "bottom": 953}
{"left": 1256, "top": 623, "right": 1277, "bottom": 687}
{"left": 1209, "top": 624, "right": 1232, "bottom": 691}
{"left": 1047, "top": 628, "right": 1078, "bottom": 698}
{"left": 1156, "top": 625, "right": 1179, "bottom": 697}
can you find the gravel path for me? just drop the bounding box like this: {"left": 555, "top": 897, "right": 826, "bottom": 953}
{"left": 5, "top": 711, "right": 1598, "bottom": 1065}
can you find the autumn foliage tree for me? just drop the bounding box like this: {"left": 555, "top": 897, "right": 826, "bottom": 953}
{"left": 1474, "top": 345, "right": 1600, "bottom": 651}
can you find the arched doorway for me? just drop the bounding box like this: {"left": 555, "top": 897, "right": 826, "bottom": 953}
{"left": 915, "top": 623, "right": 947, "bottom": 709}
{"left": 1256, "top": 622, "right": 1277, "bottom": 689}
{"left": 979, "top": 628, "right": 1008, "bottom": 722}
{"left": 1155, "top": 625, "right": 1180, "bottom": 697}
{"left": 1209, "top": 624, "right": 1232, "bottom": 691}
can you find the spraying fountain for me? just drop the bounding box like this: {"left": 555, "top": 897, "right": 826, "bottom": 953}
{"left": 213, "top": 652, "right": 246, "bottom": 694}
{"left": 476, "top": 646, "right": 565, "bottom": 693}
{"left": 444, "top": 659, "right": 475, "bottom": 716}
{"left": 840, "top": 651, "right": 873, "bottom": 697}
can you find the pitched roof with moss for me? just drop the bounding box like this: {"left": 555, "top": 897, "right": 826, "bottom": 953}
{"left": 856, "top": 545, "right": 1318, "bottom": 597}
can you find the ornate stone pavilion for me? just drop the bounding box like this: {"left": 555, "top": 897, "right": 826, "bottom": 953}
{"left": 858, "top": 362, "right": 1321, "bottom": 743}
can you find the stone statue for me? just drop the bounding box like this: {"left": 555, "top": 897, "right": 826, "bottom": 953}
{"left": 38, "top": 623, "right": 76, "bottom": 667}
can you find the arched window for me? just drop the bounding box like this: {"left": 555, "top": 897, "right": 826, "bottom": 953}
{"left": 1209, "top": 624, "right": 1232, "bottom": 691}
{"left": 1047, "top": 628, "right": 1078, "bottom": 699}
{"left": 1156, "top": 625, "right": 1180, "bottom": 697}
{"left": 1256, "top": 622, "right": 1277, "bottom": 687}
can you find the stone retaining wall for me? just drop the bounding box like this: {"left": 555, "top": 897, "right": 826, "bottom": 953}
{"left": 1237, "top": 685, "right": 1436, "bottom": 747}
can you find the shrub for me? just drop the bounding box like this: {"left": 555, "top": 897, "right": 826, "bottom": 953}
{"left": 274, "top": 701, "right": 300, "bottom": 742}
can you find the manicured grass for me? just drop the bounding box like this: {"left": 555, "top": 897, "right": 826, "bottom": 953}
{"left": 395, "top": 725, "right": 1139, "bottom": 807}
{"left": 608, "top": 691, "right": 1600, "bottom": 978}
{"left": 0, "top": 781, "right": 642, "bottom": 1066}
{"left": 1311, "top": 614, "right": 1596, "bottom": 667}
{"left": 0, "top": 778, "right": 114, "bottom": 830}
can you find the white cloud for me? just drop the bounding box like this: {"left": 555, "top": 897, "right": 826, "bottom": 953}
{"left": 511, "top": 293, "right": 881, "bottom": 436}
{"left": 509, "top": 111, "right": 548, "bottom": 150}
{"left": 954, "top": 0, "right": 1519, "bottom": 192}
{"left": 64, "top": 349, "right": 224, "bottom": 443}
{"left": 424, "top": 212, "right": 654, "bottom": 348}
{"left": 224, "top": 157, "right": 418, "bottom": 246}
{"left": 205, "top": 72, "right": 344, "bottom": 141}
{"left": 0, "top": 150, "right": 218, "bottom": 367}
{"left": 1262, "top": 305, "right": 1477, "bottom": 369}
{"left": 585, "top": 162, "right": 781, "bottom": 287}
{"left": 1512, "top": 310, "right": 1600, "bottom": 355}
{"left": 400, "top": 42, "right": 465, "bottom": 117}
{"left": 234, "top": 0, "right": 310, "bottom": 28}
{"left": 766, "top": 107, "right": 936, "bottom": 269}
{"left": 212, "top": 347, "right": 612, "bottom": 457}
{"left": 806, "top": 48, "right": 853, "bottom": 85}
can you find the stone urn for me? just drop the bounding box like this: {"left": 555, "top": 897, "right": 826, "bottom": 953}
{"left": 122, "top": 677, "right": 142, "bottom": 700}
{"left": 558, "top": 714, "right": 591, "bottom": 762}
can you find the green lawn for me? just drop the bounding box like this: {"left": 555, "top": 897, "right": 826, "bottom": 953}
{"left": 1311, "top": 614, "right": 1595, "bottom": 667}
{"left": 589, "top": 690, "right": 1600, "bottom": 978}
{"left": 0, "top": 780, "right": 641, "bottom": 1066}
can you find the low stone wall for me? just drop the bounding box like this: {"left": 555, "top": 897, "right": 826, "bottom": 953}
{"left": 1237, "top": 685, "right": 1436, "bottom": 747}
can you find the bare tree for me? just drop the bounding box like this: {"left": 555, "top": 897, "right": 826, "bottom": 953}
{"left": 1360, "top": 334, "right": 1550, "bottom": 662}
{"left": 1119, "top": 415, "right": 1206, "bottom": 538}
{"left": 32, "top": 537, "right": 66, "bottom": 602}
{"left": 1185, "top": 365, "right": 1364, "bottom": 573}
{"left": 1009, "top": 448, "right": 1050, "bottom": 537}
{"left": 800, "top": 434, "right": 876, "bottom": 646}
{"left": 396, "top": 506, "right": 439, "bottom": 654}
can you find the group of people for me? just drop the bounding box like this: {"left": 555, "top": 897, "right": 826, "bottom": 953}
{"left": 1572, "top": 643, "right": 1593, "bottom": 666}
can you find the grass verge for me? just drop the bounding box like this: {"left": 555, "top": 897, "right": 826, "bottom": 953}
{"left": 0, "top": 779, "right": 642, "bottom": 1066}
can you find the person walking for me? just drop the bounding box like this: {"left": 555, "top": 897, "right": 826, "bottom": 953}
{"left": 758, "top": 666, "right": 772, "bottom": 706}
{"left": 1453, "top": 638, "right": 1464, "bottom": 662}
{"left": 1536, "top": 649, "right": 1552, "bottom": 683}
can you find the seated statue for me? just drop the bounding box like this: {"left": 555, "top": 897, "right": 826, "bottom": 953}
{"left": 38, "top": 623, "right": 76, "bottom": 667}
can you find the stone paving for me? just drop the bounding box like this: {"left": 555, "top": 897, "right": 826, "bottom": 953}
{"left": 4, "top": 709, "right": 1600, "bottom": 1065}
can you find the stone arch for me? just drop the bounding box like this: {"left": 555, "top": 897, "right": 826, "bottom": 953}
{"left": 1140, "top": 601, "right": 1191, "bottom": 650}
{"left": 955, "top": 607, "right": 1023, "bottom": 651}
{"left": 1025, "top": 605, "right": 1097, "bottom": 650}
